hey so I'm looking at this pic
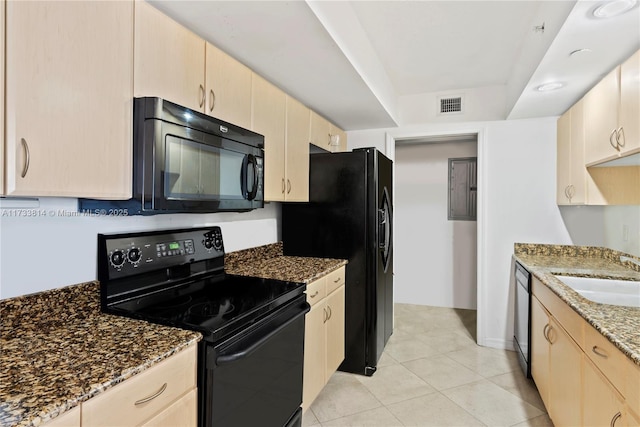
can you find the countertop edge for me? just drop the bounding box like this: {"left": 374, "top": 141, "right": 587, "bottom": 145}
{"left": 513, "top": 254, "right": 640, "bottom": 367}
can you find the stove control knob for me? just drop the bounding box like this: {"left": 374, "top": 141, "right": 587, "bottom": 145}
{"left": 128, "top": 247, "right": 141, "bottom": 264}
{"left": 213, "top": 238, "right": 223, "bottom": 251}
{"left": 203, "top": 239, "right": 213, "bottom": 249}
{"left": 110, "top": 250, "right": 126, "bottom": 269}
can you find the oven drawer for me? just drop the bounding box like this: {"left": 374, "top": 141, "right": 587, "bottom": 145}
{"left": 82, "top": 345, "right": 197, "bottom": 427}
{"left": 325, "top": 266, "right": 345, "bottom": 295}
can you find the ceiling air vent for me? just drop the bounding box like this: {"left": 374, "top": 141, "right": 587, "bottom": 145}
{"left": 438, "top": 95, "right": 464, "bottom": 115}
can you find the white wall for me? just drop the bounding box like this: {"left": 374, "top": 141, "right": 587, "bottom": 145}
{"left": 349, "top": 117, "right": 573, "bottom": 349}
{"left": 395, "top": 141, "right": 477, "bottom": 309}
{"left": 604, "top": 205, "right": 640, "bottom": 257}
{"left": 0, "top": 199, "right": 281, "bottom": 299}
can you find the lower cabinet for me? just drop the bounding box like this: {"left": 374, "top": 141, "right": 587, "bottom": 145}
{"left": 302, "top": 266, "right": 346, "bottom": 411}
{"left": 531, "top": 278, "right": 640, "bottom": 427}
{"left": 531, "top": 297, "right": 582, "bottom": 426}
{"left": 43, "top": 344, "right": 198, "bottom": 427}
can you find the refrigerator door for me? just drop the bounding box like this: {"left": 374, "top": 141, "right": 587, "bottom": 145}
{"left": 282, "top": 148, "right": 393, "bottom": 376}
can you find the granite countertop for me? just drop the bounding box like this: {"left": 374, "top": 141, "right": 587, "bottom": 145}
{"left": 225, "top": 242, "right": 348, "bottom": 283}
{"left": 0, "top": 242, "right": 345, "bottom": 427}
{"left": 0, "top": 282, "right": 202, "bottom": 427}
{"left": 513, "top": 243, "right": 640, "bottom": 366}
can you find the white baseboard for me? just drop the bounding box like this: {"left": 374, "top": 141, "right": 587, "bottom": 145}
{"left": 480, "top": 337, "right": 515, "bottom": 351}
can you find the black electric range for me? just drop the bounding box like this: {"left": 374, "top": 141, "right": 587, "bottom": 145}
{"left": 98, "top": 227, "right": 308, "bottom": 427}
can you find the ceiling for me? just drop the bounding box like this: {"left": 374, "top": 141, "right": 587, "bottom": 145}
{"left": 151, "top": 0, "right": 640, "bottom": 130}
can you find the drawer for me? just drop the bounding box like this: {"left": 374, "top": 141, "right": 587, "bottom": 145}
{"left": 43, "top": 406, "right": 80, "bottom": 427}
{"left": 533, "top": 278, "right": 584, "bottom": 348}
{"left": 141, "top": 388, "right": 197, "bottom": 427}
{"left": 306, "top": 277, "right": 326, "bottom": 307}
{"left": 82, "top": 345, "right": 197, "bottom": 427}
{"left": 584, "top": 324, "right": 625, "bottom": 395}
{"left": 625, "top": 356, "right": 640, "bottom": 416}
{"left": 326, "top": 266, "right": 345, "bottom": 295}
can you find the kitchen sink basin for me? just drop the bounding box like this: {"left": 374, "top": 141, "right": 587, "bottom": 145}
{"left": 554, "top": 276, "right": 640, "bottom": 308}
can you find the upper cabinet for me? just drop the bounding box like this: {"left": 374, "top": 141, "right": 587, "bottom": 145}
{"left": 584, "top": 49, "right": 640, "bottom": 165}
{"left": 134, "top": 0, "right": 205, "bottom": 112}
{"left": 310, "top": 110, "right": 348, "bottom": 153}
{"left": 1, "top": 0, "right": 5, "bottom": 195}
{"left": 252, "top": 74, "right": 287, "bottom": 201}
{"left": 285, "top": 96, "right": 311, "bottom": 202}
{"left": 134, "top": 2, "right": 252, "bottom": 128}
{"left": 205, "top": 43, "right": 252, "bottom": 129}
{"left": 4, "top": 1, "right": 133, "bottom": 198}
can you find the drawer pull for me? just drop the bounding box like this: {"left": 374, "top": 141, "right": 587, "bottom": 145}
{"left": 309, "top": 290, "right": 319, "bottom": 298}
{"left": 592, "top": 346, "right": 608, "bottom": 358}
{"left": 134, "top": 383, "right": 167, "bottom": 406}
{"left": 611, "top": 411, "right": 621, "bottom": 427}
{"left": 333, "top": 278, "right": 341, "bottom": 283}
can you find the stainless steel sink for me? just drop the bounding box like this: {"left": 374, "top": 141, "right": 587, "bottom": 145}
{"left": 554, "top": 275, "right": 640, "bottom": 308}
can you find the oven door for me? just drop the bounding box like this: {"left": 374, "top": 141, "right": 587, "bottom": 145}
{"left": 201, "top": 296, "right": 309, "bottom": 427}
{"left": 144, "top": 119, "right": 264, "bottom": 213}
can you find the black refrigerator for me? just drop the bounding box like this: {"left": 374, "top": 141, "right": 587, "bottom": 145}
{"left": 282, "top": 147, "right": 393, "bottom": 376}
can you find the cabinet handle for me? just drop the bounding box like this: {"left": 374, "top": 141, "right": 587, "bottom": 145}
{"left": 282, "top": 178, "right": 285, "bottom": 194}
{"left": 334, "top": 277, "right": 341, "bottom": 283}
{"left": 543, "top": 324, "right": 553, "bottom": 344}
{"left": 309, "top": 290, "right": 319, "bottom": 298}
{"left": 134, "top": 383, "right": 167, "bottom": 406}
{"left": 327, "top": 305, "right": 332, "bottom": 320}
{"left": 287, "top": 179, "right": 291, "bottom": 194}
{"left": 199, "top": 85, "right": 205, "bottom": 108}
{"left": 564, "top": 185, "right": 570, "bottom": 200}
{"left": 568, "top": 185, "right": 575, "bottom": 201}
{"left": 609, "top": 129, "right": 619, "bottom": 150}
{"left": 20, "top": 138, "right": 30, "bottom": 178}
{"left": 592, "top": 345, "right": 608, "bottom": 358}
{"left": 328, "top": 133, "right": 332, "bottom": 146}
{"left": 209, "top": 89, "right": 215, "bottom": 112}
{"left": 616, "top": 127, "right": 625, "bottom": 148}
{"left": 323, "top": 307, "right": 328, "bottom": 323}
{"left": 610, "top": 411, "right": 621, "bottom": 427}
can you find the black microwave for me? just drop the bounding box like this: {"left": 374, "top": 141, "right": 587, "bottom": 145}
{"left": 81, "top": 97, "right": 264, "bottom": 215}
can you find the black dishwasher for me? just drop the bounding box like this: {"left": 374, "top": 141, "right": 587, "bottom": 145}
{"left": 513, "top": 261, "right": 531, "bottom": 378}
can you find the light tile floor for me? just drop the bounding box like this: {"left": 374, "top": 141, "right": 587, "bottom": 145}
{"left": 302, "top": 303, "right": 553, "bottom": 427}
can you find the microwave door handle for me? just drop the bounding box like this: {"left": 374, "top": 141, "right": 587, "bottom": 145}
{"left": 247, "top": 154, "right": 259, "bottom": 201}
{"left": 240, "top": 154, "right": 249, "bottom": 199}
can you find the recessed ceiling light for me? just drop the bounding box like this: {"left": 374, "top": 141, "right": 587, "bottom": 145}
{"left": 593, "top": 0, "right": 638, "bottom": 18}
{"left": 536, "top": 82, "right": 565, "bottom": 92}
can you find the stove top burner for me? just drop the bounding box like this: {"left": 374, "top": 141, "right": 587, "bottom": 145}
{"left": 109, "top": 274, "right": 305, "bottom": 342}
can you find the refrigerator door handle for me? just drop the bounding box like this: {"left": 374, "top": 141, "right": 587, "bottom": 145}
{"left": 379, "top": 187, "right": 392, "bottom": 272}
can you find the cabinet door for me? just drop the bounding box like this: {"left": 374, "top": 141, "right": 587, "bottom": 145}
{"left": 5, "top": 1, "right": 133, "bottom": 198}
{"left": 584, "top": 66, "right": 621, "bottom": 165}
{"left": 325, "top": 285, "right": 345, "bottom": 380}
{"left": 310, "top": 110, "right": 331, "bottom": 150}
{"left": 134, "top": 0, "right": 205, "bottom": 112}
{"left": 583, "top": 357, "right": 625, "bottom": 427}
{"left": 205, "top": 43, "right": 252, "bottom": 129}
{"left": 252, "top": 74, "right": 286, "bottom": 202}
{"left": 531, "top": 296, "right": 551, "bottom": 409}
{"left": 285, "top": 96, "right": 310, "bottom": 202}
{"left": 302, "top": 301, "right": 326, "bottom": 411}
{"left": 42, "top": 406, "right": 81, "bottom": 427}
{"left": 548, "top": 317, "right": 582, "bottom": 427}
{"left": 141, "top": 389, "right": 197, "bottom": 427}
{"left": 619, "top": 50, "right": 640, "bottom": 156}
{"left": 556, "top": 109, "right": 571, "bottom": 205}
{"left": 330, "top": 124, "right": 347, "bottom": 153}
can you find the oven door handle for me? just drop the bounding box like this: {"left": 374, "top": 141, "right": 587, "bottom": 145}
{"left": 215, "top": 302, "right": 310, "bottom": 366}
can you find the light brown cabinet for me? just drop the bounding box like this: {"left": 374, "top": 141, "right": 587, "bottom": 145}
{"left": 205, "top": 43, "right": 252, "bottom": 129}
{"left": 134, "top": 0, "right": 205, "bottom": 112}
{"left": 584, "top": 49, "right": 640, "bottom": 165}
{"left": 82, "top": 345, "right": 197, "bottom": 427}
{"left": 1, "top": 0, "right": 5, "bottom": 195}
{"left": 531, "top": 277, "right": 640, "bottom": 427}
{"left": 134, "top": 2, "right": 252, "bottom": 129}
{"left": 309, "top": 110, "right": 347, "bottom": 153}
{"left": 285, "top": 96, "right": 311, "bottom": 202}
{"left": 302, "top": 266, "right": 346, "bottom": 411}
{"left": 4, "top": 0, "right": 133, "bottom": 198}
{"left": 42, "top": 406, "right": 81, "bottom": 427}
